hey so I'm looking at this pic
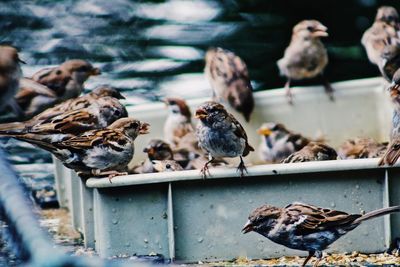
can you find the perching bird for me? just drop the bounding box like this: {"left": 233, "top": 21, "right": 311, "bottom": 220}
{"left": 152, "top": 160, "right": 184, "bottom": 172}
{"left": 338, "top": 137, "right": 387, "bottom": 159}
{"left": 243, "top": 202, "right": 400, "bottom": 267}
{"left": 379, "top": 37, "right": 400, "bottom": 82}
{"left": 277, "top": 20, "right": 332, "bottom": 104}
{"left": 129, "top": 139, "right": 174, "bottom": 174}
{"left": 0, "top": 86, "right": 127, "bottom": 135}
{"left": 16, "top": 59, "right": 101, "bottom": 118}
{"left": 195, "top": 101, "right": 254, "bottom": 178}
{"left": 362, "top": 6, "right": 400, "bottom": 68}
{"left": 204, "top": 47, "right": 255, "bottom": 122}
{"left": 257, "top": 122, "right": 310, "bottom": 163}
{"left": 163, "top": 97, "right": 194, "bottom": 147}
{"left": 282, "top": 142, "right": 337, "bottom": 163}
{"left": 0, "top": 45, "right": 25, "bottom": 116}
{"left": 0, "top": 118, "right": 149, "bottom": 180}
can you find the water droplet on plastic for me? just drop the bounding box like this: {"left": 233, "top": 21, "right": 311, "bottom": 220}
{"left": 112, "top": 219, "right": 118, "bottom": 225}
{"left": 125, "top": 242, "right": 130, "bottom": 247}
{"left": 112, "top": 208, "right": 117, "bottom": 213}
{"left": 128, "top": 198, "right": 132, "bottom": 202}
{"left": 198, "top": 237, "right": 204, "bottom": 243}
{"left": 330, "top": 202, "right": 336, "bottom": 208}
{"left": 248, "top": 199, "right": 253, "bottom": 203}
{"left": 144, "top": 238, "right": 149, "bottom": 243}
{"left": 355, "top": 184, "right": 360, "bottom": 189}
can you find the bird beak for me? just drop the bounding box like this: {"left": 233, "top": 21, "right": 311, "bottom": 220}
{"left": 195, "top": 108, "right": 207, "bottom": 119}
{"left": 389, "top": 82, "right": 400, "bottom": 97}
{"left": 242, "top": 220, "right": 254, "bottom": 234}
{"left": 144, "top": 147, "right": 155, "bottom": 156}
{"left": 312, "top": 25, "right": 328, "bottom": 38}
{"left": 90, "top": 68, "right": 101, "bottom": 76}
{"left": 139, "top": 122, "right": 150, "bottom": 135}
{"left": 257, "top": 127, "right": 272, "bottom": 136}
{"left": 18, "top": 58, "right": 26, "bottom": 64}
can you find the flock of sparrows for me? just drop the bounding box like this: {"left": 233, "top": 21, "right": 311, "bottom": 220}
{"left": 1, "top": 5, "right": 400, "bottom": 267}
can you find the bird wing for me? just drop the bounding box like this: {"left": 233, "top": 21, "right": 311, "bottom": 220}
{"left": 229, "top": 113, "right": 255, "bottom": 156}
{"left": 16, "top": 78, "right": 57, "bottom": 108}
{"left": 379, "top": 138, "right": 400, "bottom": 166}
{"left": 59, "top": 129, "right": 127, "bottom": 150}
{"left": 32, "top": 66, "right": 71, "bottom": 95}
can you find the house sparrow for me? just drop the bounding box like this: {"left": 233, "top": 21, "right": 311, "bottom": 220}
{"left": 257, "top": 122, "right": 310, "bottom": 163}
{"left": 0, "top": 86, "right": 127, "bottom": 135}
{"left": 163, "top": 97, "right": 194, "bottom": 147}
{"left": 195, "top": 101, "right": 254, "bottom": 178}
{"left": 0, "top": 45, "right": 25, "bottom": 116}
{"left": 379, "top": 37, "right": 400, "bottom": 82}
{"left": 151, "top": 160, "right": 183, "bottom": 172}
{"left": 277, "top": 20, "right": 332, "bottom": 104}
{"left": 362, "top": 6, "right": 400, "bottom": 67}
{"left": 243, "top": 202, "right": 400, "bottom": 267}
{"left": 0, "top": 118, "right": 149, "bottom": 180}
{"left": 129, "top": 139, "right": 174, "bottom": 174}
{"left": 204, "top": 47, "right": 254, "bottom": 122}
{"left": 16, "top": 59, "right": 101, "bottom": 118}
{"left": 282, "top": 142, "right": 337, "bottom": 163}
{"left": 338, "top": 137, "right": 387, "bottom": 159}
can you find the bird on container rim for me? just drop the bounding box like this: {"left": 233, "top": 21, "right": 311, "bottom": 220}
{"left": 338, "top": 137, "right": 387, "bottom": 159}
{"left": 195, "top": 101, "right": 254, "bottom": 178}
{"left": 243, "top": 202, "right": 400, "bottom": 267}
{"left": 204, "top": 47, "right": 255, "bottom": 122}
{"left": 277, "top": 20, "right": 333, "bottom": 104}
{"left": 152, "top": 160, "right": 184, "bottom": 172}
{"left": 282, "top": 142, "right": 337, "bottom": 163}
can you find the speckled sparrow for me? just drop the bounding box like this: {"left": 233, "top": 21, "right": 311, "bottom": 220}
{"left": 257, "top": 122, "right": 310, "bottom": 163}
{"left": 195, "top": 101, "right": 254, "bottom": 178}
{"left": 243, "top": 202, "right": 400, "bottom": 267}
{"left": 282, "top": 142, "right": 337, "bottom": 163}
{"left": 152, "top": 160, "right": 183, "bottom": 172}
{"left": 338, "top": 137, "right": 387, "bottom": 159}
{"left": 204, "top": 47, "right": 254, "bottom": 122}
{"left": 277, "top": 20, "right": 332, "bottom": 104}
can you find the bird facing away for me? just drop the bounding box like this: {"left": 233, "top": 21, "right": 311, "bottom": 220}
{"left": 163, "top": 97, "right": 194, "bottom": 147}
{"left": 0, "top": 45, "right": 24, "bottom": 115}
{"left": 195, "top": 101, "right": 254, "bottom": 178}
{"left": 0, "top": 118, "right": 149, "bottom": 181}
{"left": 257, "top": 122, "right": 310, "bottom": 163}
{"left": 362, "top": 6, "right": 400, "bottom": 67}
{"left": 338, "top": 137, "right": 387, "bottom": 159}
{"left": 152, "top": 160, "right": 183, "bottom": 172}
{"left": 204, "top": 47, "right": 255, "bottom": 122}
{"left": 277, "top": 20, "right": 332, "bottom": 104}
{"left": 0, "top": 86, "right": 127, "bottom": 136}
{"left": 16, "top": 59, "right": 101, "bottom": 118}
{"left": 282, "top": 142, "right": 337, "bottom": 163}
{"left": 243, "top": 202, "right": 400, "bottom": 267}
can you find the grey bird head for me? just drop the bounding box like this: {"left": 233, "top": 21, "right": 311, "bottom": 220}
{"left": 293, "top": 20, "right": 328, "bottom": 40}
{"left": 195, "top": 101, "right": 228, "bottom": 125}
{"left": 242, "top": 205, "right": 281, "bottom": 234}
{"left": 376, "top": 6, "right": 399, "bottom": 27}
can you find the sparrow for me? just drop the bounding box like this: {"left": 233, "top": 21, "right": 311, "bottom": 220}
{"left": 379, "top": 37, "right": 400, "bottom": 82}
{"left": 0, "top": 118, "right": 149, "bottom": 180}
{"left": 163, "top": 97, "right": 194, "bottom": 147}
{"left": 16, "top": 59, "right": 101, "bottom": 118}
{"left": 129, "top": 139, "right": 174, "bottom": 174}
{"left": 277, "top": 20, "right": 332, "bottom": 104}
{"left": 243, "top": 202, "right": 400, "bottom": 267}
{"left": 282, "top": 142, "right": 337, "bottom": 163}
{"left": 195, "top": 101, "right": 254, "bottom": 178}
{"left": 362, "top": 6, "right": 400, "bottom": 68}
{"left": 151, "top": 160, "right": 183, "bottom": 172}
{"left": 0, "top": 86, "right": 127, "bottom": 135}
{"left": 204, "top": 47, "right": 255, "bottom": 122}
{"left": 257, "top": 122, "right": 310, "bottom": 163}
{"left": 338, "top": 137, "right": 387, "bottom": 159}
{"left": 0, "top": 45, "right": 24, "bottom": 116}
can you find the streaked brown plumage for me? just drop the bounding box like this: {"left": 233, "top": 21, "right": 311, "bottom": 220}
{"left": 152, "top": 160, "right": 183, "bottom": 172}
{"left": 338, "top": 137, "right": 387, "bottom": 159}
{"left": 282, "top": 142, "right": 337, "bottom": 163}
{"left": 243, "top": 202, "right": 400, "bottom": 267}
{"left": 277, "top": 20, "right": 332, "bottom": 104}
{"left": 204, "top": 47, "right": 254, "bottom": 122}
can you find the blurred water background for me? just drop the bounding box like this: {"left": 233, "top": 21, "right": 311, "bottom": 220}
{"left": 1, "top": 0, "right": 400, "bottom": 205}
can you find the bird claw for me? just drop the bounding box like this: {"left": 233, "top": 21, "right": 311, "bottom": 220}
{"left": 237, "top": 159, "right": 248, "bottom": 178}
{"left": 200, "top": 165, "right": 210, "bottom": 179}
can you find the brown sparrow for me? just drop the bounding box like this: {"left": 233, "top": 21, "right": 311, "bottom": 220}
{"left": 338, "top": 137, "right": 387, "bottom": 159}
{"left": 204, "top": 47, "right": 255, "bottom": 122}
{"left": 0, "top": 86, "right": 127, "bottom": 135}
{"left": 243, "top": 202, "right": 400, "bottom": 267}
{"left": 0, "top": 45, "right": 25, "bottom": 116}
{"left": 163, "top": 97, "right": 194, "bottom": 147}
{"left": 282, "top": 142, "right": 337, "bottom": 163}
{"left": 195, "top": 101, "right": 254, "bottom": 178}
{"left": 277, "top": 20, "right": 332, "bottom": 104}
{"left": 16, "top": 59, "right": 101, "bottom": 117}
{"left": 379, "top": 37, "right": 400, "bottom": 82}
{"left": 257, "top": 122, "right": 310, "bottom": 163}
{"left": 0, "top": 118, "right": 149, "bottom": 180}
{"left": 362, "top": 6, "right": 400, "bottom": 67}
{"left": 151, "top": 160, "right": 183, "bottom": 172}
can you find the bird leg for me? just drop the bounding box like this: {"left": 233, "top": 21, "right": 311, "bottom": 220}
{"left": 302, "top": 251, "right": 315, "bottom": 267}
{"left": 237, "top": 156, "right": 247, "bottom": 177}
{"left": 92, "top": 169, "right": 128, "bottom": 184}
{"left": 284, "top": 79, "right": 293, "bottom": 105}
{"left": 321, "top": 75, "right": 334, "bottom": 101}
{"left": 313, "top": 251, "right": 323, "bottom": 267}
{"left": 200, "top": 154, "right": 214, "bottom": 179}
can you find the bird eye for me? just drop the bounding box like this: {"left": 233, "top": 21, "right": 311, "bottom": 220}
{"left": 166, "top": 164, "right": 171, "bottom": 169}
{"left": 55, "top": 70, "right": 62, "bottom": 75}
{"left": 307, "top": 26, "right": 314, "bottom": 31}
{"left": 172, "top": 109, "right": 179, "bottom": 114}
{"left": 114, "top": 110, "right": 121, "bottom": 116}
{"left": 132, "top": 122, "right": 139, "bottom": 128}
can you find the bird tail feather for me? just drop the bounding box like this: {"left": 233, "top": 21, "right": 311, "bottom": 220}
{"left": 378, "top": 142, "right": 400, "bottom": 166}
{"left": 353, "top": 206, "right": 400, "bottom": 224}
